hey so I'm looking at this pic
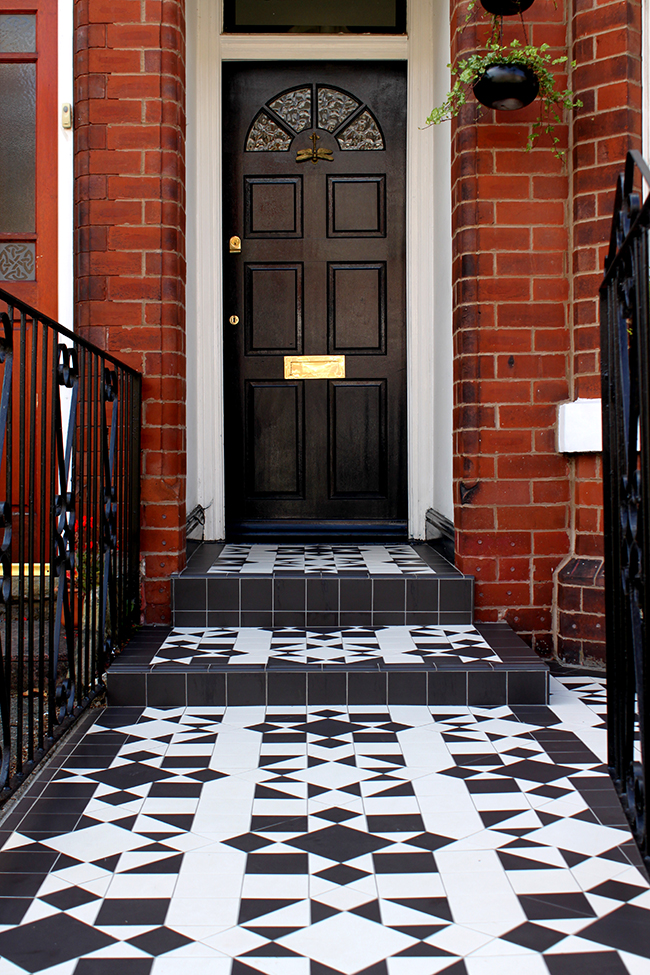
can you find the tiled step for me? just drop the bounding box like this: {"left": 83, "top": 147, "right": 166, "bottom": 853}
{"left": 172, "top": 542, "right": 474, "bottom": 628}
{"left": 106, "top": 622, "right": 549, "bottom": 707}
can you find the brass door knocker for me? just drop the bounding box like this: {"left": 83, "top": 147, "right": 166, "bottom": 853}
{"left": 296, "top": 133, "right": 333, "bottom": 165}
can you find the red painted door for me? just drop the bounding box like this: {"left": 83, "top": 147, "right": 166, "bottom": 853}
{"left": 0, "top": 0, "right": 58, "bottom": 317}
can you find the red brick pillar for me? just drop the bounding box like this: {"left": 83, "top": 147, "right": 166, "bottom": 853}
{"left": 74, "top": 0, "right": 187, "bottom": 624}
{"left": 554, "top": 0, "right": 641, "bottom": 665}
{"left": 449, "top": 0, "right": 572, "bottom": 656}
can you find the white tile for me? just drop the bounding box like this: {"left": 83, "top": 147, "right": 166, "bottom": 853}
{"left": 174, "top": 870, "right": 244, "bottom": 899}
{"left": 506, "top": 868, "right": 583, "bottom": 895}
{"left": 105, "top": 872, "right": 177, "bottom": 898}
{"left": 618, "top": 950, "right": 650, "bottom": 974}
{"left": 387, "top": 959, "right": 464, "bottom": 975}
{"left": 234, "top": 958, "right": 311, "bottom": 975}
{"left": 41, "top": 822, "right": 150, "bottom": 860}
{"left": 529, "top": 818, "right": 632, "bottom": 857}
{"left": 440, "top": 869, "right": 526, "bottom": 927}
{"left": 311, "top": 886, "right": 375, "bottom": 911}
{"left": 465, "top": 955, "right": 550, "bottom": 975}
{"left": 204, "top": 926, "right": 269, "bottom": 956}
{"left": 279, "top": 911, "right": 416, "bottom": 974}
{"left": 152, "top": 959, "right": 232, "bottom": 975}
{"left": 166, "top": 897, "right": 240, "bottom": 927}
{"left": 375, "top": 873, "right": 446, "bottom": 899}
{"left": 425, "top": 924, "right": 494, "bottom": 955}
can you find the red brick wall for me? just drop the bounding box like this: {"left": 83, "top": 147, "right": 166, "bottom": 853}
{"left": 554, "top": 0, "right": 641, "bottom": 664}
{"left": 449, "top": 0, "right": 641, "bottom": 661}
{"left": 74, "top": 0, "right": 187, "bottom": 623}
{"left": 450, "top": 0, "right": 572, "bottom": 657}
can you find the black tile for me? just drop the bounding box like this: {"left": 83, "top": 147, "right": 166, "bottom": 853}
{"left": 307, "top": 672, "right": 347, "bottom": 705}
{"left": 438, "top": 611, "right": 473, "bottom": 625}
{"left": 106, "top": 672, "right": 147, "bottom": 707}
{"left": 146, "top": 672, "right": 186, "bottom": 707}
{"left": 274, "top": 611, "right": 307, "bottom": 628}
{"left": 467, "top": 671, "right": 506, "bottom": 706}
{"left": 439, "top": 578, "right": 473, "bottom": 612}
{"left": 306, "top": 613, "right": 339, "bottom": 627}
{"left": 275, "top": 578, "right": 306, "bottom": 611}
{"left": 428, "top": 670, "right": 467, "bottom": 705}
{"left": 0, "top": 898, "right": 31, "bottom": 925}
{"left": 241, "top": 578, "right": 273, "bottom": 611}
{"left": 373, "top": 851, "right": 436, "bottom": 872}
{"left": 388, "top": 672, "right": 427, "bottom": 705}
{"left": 373, "top": 579, "right": 405, "bottom": 612}
{"left": 545, "top": 955, "right": 628, "bottom": 975}
{"left": 519, "top": 892, "right": 595, "bottom": 920}
{"left": 406, "top": 578, "right": 439, "bottom": 613}
{"left": 578, "top": 903, "right": 650, "bottom": 957}
{"left": 95, "top": 899, "right": 169, "bottom": 925}
{"left": 207, "top": 577, "right": 240, "bottom": 610}
{"left": 0, "top": 913, "right": 115, "bottom": 969}
{"left": 227, "top": 672, "right": 267, "bottom": 706}
{"left": 307, "top": 578, "right": 339, "bottom": 611}
{"left": 405, "top": 612, "right": 439, "bottom": 626}
{"left": 128, "top": 926, "right": 193, "bottom": 956}
{"left": 173, "top": 610, "right": 207, "bottom": 627}
{"left": 17, "top": 812, "right": 81, "bottom": 833}
{"left": 340, "top": 579, "right": 372, "bottom": 612}
{"left": 348, "top": 672, "right": 386, "bottom": 705}
{"left": 186, "top": 672, "right": 226, "bottom": 706}
{"left": 372, "top": 612, "right": 406, "bottom": 626}
{"left": 75, "top": 960, "right": 153, "bottom": 975}
{"left": 367, "top": 814, "right": 425, "bottom": 832}
{"left": 241, "top": 612, "right": 273, "bottom": 627}
{"left": 246, "top": 852, "right": 308, "bottom": 873}
{"left": 207, "top": 611, "right": 240, "bottom": 627}
{"left": 268, "top": 672, "right": 306, "bottom": 705}
{"left": 507, "top": 670, "right": 548, "bottom": 705}
{"left": 340, "top": 612, "right": 373, "bottom": 627}
{"left": 173, "top": 577, "right": 206, "bottom": 611}
{"left": 0, "top": 872, "right": 47, "bottom": 897}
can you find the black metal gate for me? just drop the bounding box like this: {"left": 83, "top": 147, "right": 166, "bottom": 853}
{"left": 0, "top": 289, "right": 141, "bottom": 799}
{"left": 600, "top": 149, "right": 650, "bottom": 871}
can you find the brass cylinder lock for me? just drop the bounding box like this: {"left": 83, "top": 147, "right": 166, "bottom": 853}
{"left": 229, "top": 315, "right": 239, "bottom": 325}
{"left": 229, "top": 236, "right": 242, "bottom": 254}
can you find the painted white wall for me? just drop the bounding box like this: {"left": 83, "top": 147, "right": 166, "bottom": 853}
{"left": 430, "top": 0, "right": 454, "bottom": 522}
{"left": 58, "top": 0, "right": 74, "bottom": 330}
{"left": 185, "top": 0, "right": 454, "bottom": 539}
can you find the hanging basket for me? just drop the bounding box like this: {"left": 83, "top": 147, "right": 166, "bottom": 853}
{"left": 479, "top": 0, "right": 535, "bottom": 15}
{"left": 472, "top": 62, "right": 540, "bottom": 111}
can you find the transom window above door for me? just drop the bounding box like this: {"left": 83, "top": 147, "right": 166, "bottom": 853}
{"left": 223, "top": 0, "right": 406, "bottom": 34}
{"left": 246, "top": 85, "right": 385, "bottom": 152}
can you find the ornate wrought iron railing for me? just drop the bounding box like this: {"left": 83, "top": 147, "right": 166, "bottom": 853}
{"left": 600, "top": 149, "right": 650, "bottom": 872}
{"left": 0, "top": 288, "right": 141, "bottom": 798}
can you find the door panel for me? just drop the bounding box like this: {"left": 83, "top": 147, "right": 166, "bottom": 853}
{"left": 223, "top": 62, "right": 406, "bottom": 534}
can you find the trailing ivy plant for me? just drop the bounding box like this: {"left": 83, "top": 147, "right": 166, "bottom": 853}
{"left": 427, "top": 36, "right": 582, "bottom": 158}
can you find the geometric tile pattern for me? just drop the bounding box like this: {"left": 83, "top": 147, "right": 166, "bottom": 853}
{"left": 152, "top": 625, "right": 499, "bottom": 667}
{"left": 207, "top": 544, "right": 438, "bottom": 576}
{"left": 0, "top": 676, "right": 648, "bottom": 974}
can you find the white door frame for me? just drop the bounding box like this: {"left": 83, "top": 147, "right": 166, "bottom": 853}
{"left": 186, "top": 0, "right": 453, "bottom": 540}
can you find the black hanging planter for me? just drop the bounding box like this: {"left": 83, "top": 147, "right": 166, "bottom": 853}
{"left": 472, "top": 62, "right": 540, "bottom": 110}
{"left": 480, "top": 0, "right": 535, "bottom": 15}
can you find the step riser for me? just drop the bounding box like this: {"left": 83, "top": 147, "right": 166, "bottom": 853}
{"left": 173, "top": 575, "right": 473, "bottom": 628}
{"left": 107, "top": 667, "right": 548, "bottom": 708}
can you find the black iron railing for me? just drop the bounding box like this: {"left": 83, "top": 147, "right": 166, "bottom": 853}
{"left": 0, "top": 288, "right": 141, "bottom": 797}
{"left": 600, "top": 150, "right": 650, "bottom": 871}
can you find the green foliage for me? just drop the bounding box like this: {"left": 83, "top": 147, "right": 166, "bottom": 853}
{"left": 426, "top": 37, "right": 582, "bottom": 158}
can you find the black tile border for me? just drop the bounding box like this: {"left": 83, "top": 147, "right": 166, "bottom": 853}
{"left": 173, "top": 574, "right": 474, "bottom": 626}
{"left": 106, "top": 663, "right": 549, "bottom": 707}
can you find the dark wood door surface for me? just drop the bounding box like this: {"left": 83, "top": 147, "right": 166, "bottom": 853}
{"left": 223, "top": 62, "right": 407, "bottom": 536}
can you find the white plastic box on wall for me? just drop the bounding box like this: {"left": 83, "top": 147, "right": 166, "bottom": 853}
{"left": 557, "top": 399, "right": 603, "bottom": 453}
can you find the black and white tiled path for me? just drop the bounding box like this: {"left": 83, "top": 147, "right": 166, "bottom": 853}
{"left": 152, "top": 625, "right": 498, "bottom": 667}
{"left": 207, "top": 545, "right": 440, "bottom": 576}
{"left": 1, "top": 675, "right": 649, "bottom": 975}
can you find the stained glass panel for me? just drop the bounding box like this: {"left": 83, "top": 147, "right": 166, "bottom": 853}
{"left": 224, "top": 0, "right": 405, "bottom": 33}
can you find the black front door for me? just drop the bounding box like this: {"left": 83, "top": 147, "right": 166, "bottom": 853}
{"left": 223, "top": 62, "right": 407, "bottom": 536}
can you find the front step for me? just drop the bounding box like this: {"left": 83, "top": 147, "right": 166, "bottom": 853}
{"left": 106, "top": 622, "right": 549, "bottom": 707}
{"left": 172, "top": 542, "right": 473, "bottom": 628}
